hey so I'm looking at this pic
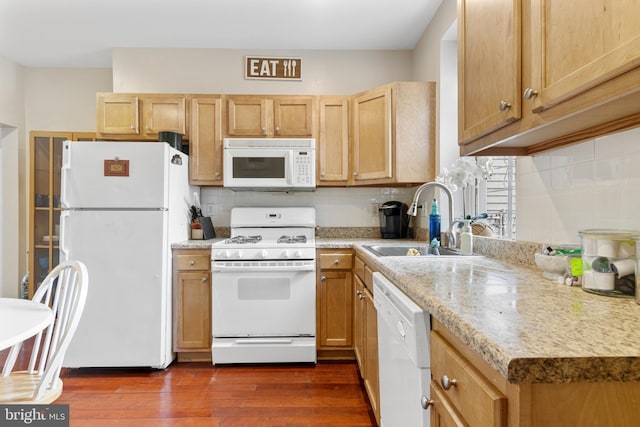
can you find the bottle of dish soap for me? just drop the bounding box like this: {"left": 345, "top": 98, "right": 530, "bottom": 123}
{"left": 429, "top": 198, "right": 441, "bottom": 245}
{"left": 460, "top": 219, "right": 473, "bottom": 255}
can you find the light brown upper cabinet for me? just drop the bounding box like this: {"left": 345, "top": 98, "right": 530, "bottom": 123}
{"left": 459, "top": 0, "right": 640, "bottom": 156}
{"left": 189, "top": 96, "right": 223, "bottom": 186}
{"left": 457, "top": 0, "right": 521, "bottom": 145}
{"left": 317, "top": 96, "right": 350, "bottom": 185}
{"left": 531, "top": 0, "right": 640, "bottom": 112}
{"left": 226, "top": 95, "right": 314, "bottom": 137}
{"left": 96, "top": 93, "right": 187, "bottom": 140}
{"left": 351, "top": 81, "right": 436, "bottom": 186}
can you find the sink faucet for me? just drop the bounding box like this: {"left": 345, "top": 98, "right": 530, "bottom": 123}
{"left": 408, "top": 182, "right": 456, "bottom": 248}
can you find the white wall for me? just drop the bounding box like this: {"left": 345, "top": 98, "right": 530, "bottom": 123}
{"left": 24, "top": 68, "right": 112, "bottom": 131}
{"left": 0, "top": 55, "right": 25, "bottom": 297}
{"left": 112, "top": 48, "right": 412, "bottom": 95}
{"left": 0, "top": 127, "right": 20, "bottom": 297}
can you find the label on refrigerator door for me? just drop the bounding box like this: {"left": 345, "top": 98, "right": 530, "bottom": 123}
{"left": 104, "top": 159, "right": 129, "bottom": 176}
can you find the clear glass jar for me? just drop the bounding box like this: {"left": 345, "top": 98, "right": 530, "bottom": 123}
{"left": 579, "top": 229, "right": 637, "bottom": 297}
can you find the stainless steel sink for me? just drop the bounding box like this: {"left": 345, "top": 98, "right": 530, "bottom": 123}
{"left": 362, "top": 244, "right": 477, "bottom": 257}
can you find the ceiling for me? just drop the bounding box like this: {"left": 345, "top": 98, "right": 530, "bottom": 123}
{"left": 0, "top": 0, "right": 442, "bottom": 68}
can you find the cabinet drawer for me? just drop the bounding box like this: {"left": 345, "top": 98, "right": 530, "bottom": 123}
{"left": 175, "top": 253, "right": 210, "bottom": 271}
{"left": 354, "top": 256, "right": 365, "bottom": 281}
{"left": 364, "top": 265, "right": 374, "bottom": 289}
{"left": 431, "top": 331, "right": 507, "bottom": 427}
{"left": 319, "top": 252, "right": 353, "bottom": 270}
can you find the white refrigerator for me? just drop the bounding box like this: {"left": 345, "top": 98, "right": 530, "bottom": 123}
{"left": 59, "top": 141, "right": 195, "bottom": 368}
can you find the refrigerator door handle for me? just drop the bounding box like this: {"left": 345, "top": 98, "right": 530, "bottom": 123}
{"left": 59, "top": 211, "right": 70, "bottom": 261}
{"left": 61, "top": 142, "right": 71, "bottom": 209}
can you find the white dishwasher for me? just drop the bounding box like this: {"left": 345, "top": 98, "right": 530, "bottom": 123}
{"left": 373, "top": 272, "right": 431, "bottom": 427}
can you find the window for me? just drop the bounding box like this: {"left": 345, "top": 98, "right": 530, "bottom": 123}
{"left": 478, "top": 156, "right": 516, "bottom": 239}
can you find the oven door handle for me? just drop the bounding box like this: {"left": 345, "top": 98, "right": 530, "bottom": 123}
{"left": 212, "top": 263, "right": 316, "bottom": 273}
{"left": 234, "top": 339, "right": 294, "bottom": 345}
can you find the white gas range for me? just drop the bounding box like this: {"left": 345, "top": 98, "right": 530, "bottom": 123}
{"left": 210, "top": 207, "right": 317, "bottom": 364}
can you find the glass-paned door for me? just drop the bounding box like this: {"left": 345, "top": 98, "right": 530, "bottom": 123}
{"left": 29, "top": 131, "right": 96, "bottom": 297}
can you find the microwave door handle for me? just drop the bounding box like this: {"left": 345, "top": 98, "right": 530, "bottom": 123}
{"left": 286, "top": 151, "right": 294, "bottom": 185}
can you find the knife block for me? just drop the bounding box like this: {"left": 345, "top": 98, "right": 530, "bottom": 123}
{"left": 198, "top": 216, "right": 216, "bottom": 240}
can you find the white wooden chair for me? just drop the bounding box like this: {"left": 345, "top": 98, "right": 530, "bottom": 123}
{"left": 0, "top": 260, "right": 89, "bottom": 403}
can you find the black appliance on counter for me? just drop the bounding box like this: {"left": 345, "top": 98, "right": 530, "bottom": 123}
{"left": 158, "top": 131, "right": 187, "bottom": 154}
{"left": 379, "top": 201, "right": 409, "bottom": 239}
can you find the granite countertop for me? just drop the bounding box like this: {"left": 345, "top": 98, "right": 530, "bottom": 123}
{"left": 172, "top": 238, "right": 224, "bottom": 249}
{"left": 176, "top": 237, "right": 640, "bottom": 384}
{"left": 338, "top": 241, "right": 640, "bottom": 385}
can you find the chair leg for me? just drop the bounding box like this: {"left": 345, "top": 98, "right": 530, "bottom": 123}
{"left": 1, "top": 342, "right": 22, "bottom": 377}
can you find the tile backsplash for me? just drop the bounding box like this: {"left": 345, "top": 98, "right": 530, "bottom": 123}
{"left": 200, "top": 187, "right": 416, "bottom": 229}
{"left": 517, "top": 126, "right": 640, "bottom": 245}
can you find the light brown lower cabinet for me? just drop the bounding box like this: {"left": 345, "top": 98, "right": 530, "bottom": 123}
{"left": 353, "top": 255, "right": 380, "bottom": 425}
{"left": 431, "top": 318, "right": 640, "bottom": 426}
{"left": 316, "top": 249, "right": 354, "bottom": 360}
{"left": 172, "top": 248, "right": 212, "bottom": 362}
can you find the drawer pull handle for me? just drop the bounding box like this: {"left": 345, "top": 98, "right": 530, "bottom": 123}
{"left": 499, "top": 100, "right": 511, "bottom": 111}
{"left": 441, "top": 374, "right": 457, "bottom": 390}
{"left": 334, "top": 259, "right": 340, "bottom": 265}
{"left": 523, "top": 87, "right": 539, "bottom": 100}
{"left": 189, "top": 260, "right": 195, "bottom": 266}
{"left": 420, "top": 396, "right": 434, "bottom": 409}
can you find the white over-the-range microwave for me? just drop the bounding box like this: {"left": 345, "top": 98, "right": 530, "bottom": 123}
{"left": 223, "top": 138, "right": 316, "bottom": 191}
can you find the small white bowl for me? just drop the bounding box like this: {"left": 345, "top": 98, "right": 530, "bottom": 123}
{"left": 534, "top": 253, "right": 567, "bottom": 274}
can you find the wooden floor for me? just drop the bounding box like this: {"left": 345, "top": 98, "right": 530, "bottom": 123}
{"left": 1, "top": 344, "right": 376, "bottom": 426}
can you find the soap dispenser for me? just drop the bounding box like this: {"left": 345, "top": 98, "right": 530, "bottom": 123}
{"left": 460, "top": 219, "right": 473, "bottom": 255}
{"left": 429, "top": 199, "right": 441, "bottom": 244}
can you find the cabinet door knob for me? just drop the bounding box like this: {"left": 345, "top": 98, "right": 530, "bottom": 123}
{"left": 498, "top": 100, "right": 511, "bottom": 112}
{"left": 353, "top": 172, "right": 358, "bottom": 176}
{"left": 441, "top": 374, "right": 457, "bottom": 390}
{"left": 320, "top": 275, "right": 326, "bottom": 282}
{"left": 275, "top": 126, "right": 280, "bottom": 134}
{"left": 523, "top": 87, "right": 539, "bottom": 100}
{"left": 130, "top": 124, "right": 136, "bottom": 129}
{"left": 261, "top": 127, "right": 267, "bottom": 134}
{"left": 215, "top": 172, "right": 221, "bottom": 177}
{"left": 320, "top": 172, "right": 325, "bottom": 178}
{"left": 189, "top": 260, "right": 195, "bottom": 266}
{"left": 201, "top": 276, "right": 207, "bottom": 283}
{"left": 420, "top": 396, "right": 434, "bottom": 409}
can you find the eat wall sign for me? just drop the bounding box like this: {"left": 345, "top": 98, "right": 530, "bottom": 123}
{"left": 245, "top": 56, "right": 302, "bottom": 80}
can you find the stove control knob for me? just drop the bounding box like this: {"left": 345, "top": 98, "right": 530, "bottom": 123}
{"left": 260, "top": 250, "right": 268, "bottom": 259}
{"left": 236, "top": 250, "right": 243, "bottom": 258}
{"left": 282, "top": 250, "right": 291, "bottom": 259}
{"left": 294, "top": 250, "right": 302, "bottom": 258}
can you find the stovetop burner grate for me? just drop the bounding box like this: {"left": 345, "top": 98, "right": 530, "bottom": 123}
{"left": 278, "top": 235, "right": 307, "bottom": 244}
{"left": 224, "top": 235, "right": 263, "bottom": 244}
